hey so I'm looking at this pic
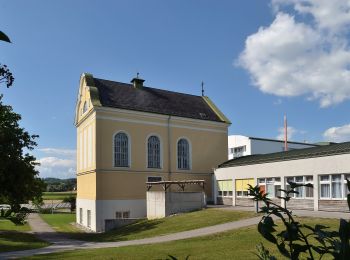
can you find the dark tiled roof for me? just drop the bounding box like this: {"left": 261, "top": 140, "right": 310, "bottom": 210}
{"left": 219, "top": 142, "right": 350, "bottom": 168}
{"left": 93, "top": 78, "right": 224, "bottom": 122}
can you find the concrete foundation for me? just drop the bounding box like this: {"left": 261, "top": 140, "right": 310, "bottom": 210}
{"left": 147, "top": 191, "right": 206, "bottom": 219}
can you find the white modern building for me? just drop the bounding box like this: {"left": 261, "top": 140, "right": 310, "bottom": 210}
{"left": 215, "top": 142, "right": 350, "bottom": 212}
{"left": 228, "top": 135, "right": 319, "bottom": 159}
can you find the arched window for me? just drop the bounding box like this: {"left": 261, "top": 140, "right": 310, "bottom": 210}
{"left": 114, "top": 132, "right": 129, "bottom": 167}
{"left": 148, "top": 136, "right": 161, "bottom": 168}
{"left": 82, "top": 101, "right": 88, "bottom": 114}
{"left": 177, "top": 138, "right": 190, "bottom": 170}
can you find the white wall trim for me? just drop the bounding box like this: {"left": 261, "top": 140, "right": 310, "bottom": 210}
{"left": 95, "top": 106, "right": 229, "bottom": 128}
{"left": 96, "top": 115, "right": 227, "bottom": 133}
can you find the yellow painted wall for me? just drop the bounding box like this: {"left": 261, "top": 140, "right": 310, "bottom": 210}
{"left": 77, "top": 172, "right": 97, "bottom": 199}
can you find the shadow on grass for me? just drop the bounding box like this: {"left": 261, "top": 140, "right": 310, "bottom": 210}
{"left": 0, "top": 231, "right": 49, "bottom": 253}
{"left": 60, "top": 218, "right": 165, "bottom": 242}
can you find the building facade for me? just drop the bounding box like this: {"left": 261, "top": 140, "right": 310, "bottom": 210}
{"left": 75, "top": 73, "right": 230, "bottom": 232}
{"left": 228, "top": 135, "right": 318, "bottom": 159}
{"left": 215, "top": 142, "right": 350, "bottom": 212}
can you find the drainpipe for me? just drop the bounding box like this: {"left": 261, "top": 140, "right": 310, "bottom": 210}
{"left": 167, "top": 115, "right": 172, "bottom": 181}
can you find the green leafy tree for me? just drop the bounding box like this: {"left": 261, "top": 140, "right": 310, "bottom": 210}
{"left": 63, "top": 195, "right": 76, "bottom": 213}
{"left": 0, "top": 95, "right": 46, "bottom": 212}
{"left": 248, "top": 181, "right": 350, "bottom": 259}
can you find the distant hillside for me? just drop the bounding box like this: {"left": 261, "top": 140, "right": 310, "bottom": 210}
{"left": 42, "top": 178, "right": 76, "bottom": 192}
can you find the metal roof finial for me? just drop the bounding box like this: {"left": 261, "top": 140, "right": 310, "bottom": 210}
{"left": 201, "top": 81, "right": 205, "bottom": 96}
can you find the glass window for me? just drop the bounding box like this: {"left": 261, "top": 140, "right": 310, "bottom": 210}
{"left": 274, "top": 185, "right": 281, "bottom": 197}
{"left": 344, "top": 174, "right": 350, "bottom": 198}
{"left": 114, "top": 132, "right": 129, "bottom": 167}
{"left": 82, "top": 101, "right": 88, "bottom": 114}
{"left": 148, "top": 136, "right": 161, "bottom": 168}
{"left": 177, "top": 139, "right": 190, "bottom": 170}
{"left": 321, "top": 183, "right": 331, "bottom": 198}
{"left": 320, "top": 175, "right": 330, "bottom": 181}
{"left": 295, "top": 176, "right": 304, "bottom": 198}
{"left": 332, "top": 174, "right": 342, "bottom": 198}
{"left": 87, "top": 210, "right": 91, "bottom": 228}
{"left": 122, "top": 211, "right": 130, "bottom": 219}
{"left": 79, "top": 208, "right": 83, "bottom": 224}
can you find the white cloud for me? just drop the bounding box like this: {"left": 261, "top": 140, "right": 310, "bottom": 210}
{"left": 276, "top": 126, "right": 298, "bottom": 140}
{"left": 323, "top": 123, "right": 350, "bottom": 142}
{"left": 36, "top": 148, "right": 76, "bottom": 179}
{"left": 38, "top": 148, "right": 76, "bottom": 157}
{"left": 238, "top": 0, "right": 350, "bottom": 107}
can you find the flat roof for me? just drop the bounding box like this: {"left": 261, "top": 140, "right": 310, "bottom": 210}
{"left": 219, "top": 141, "right": 350, "bottom": 168}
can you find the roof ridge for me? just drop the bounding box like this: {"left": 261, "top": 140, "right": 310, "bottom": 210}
{"left": 94, "top": 77, "right": 204, "bottom": 98}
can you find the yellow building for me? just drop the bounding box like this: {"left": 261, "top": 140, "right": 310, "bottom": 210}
{"left": 75, "top": 73, "right": 230, "bottom": 231}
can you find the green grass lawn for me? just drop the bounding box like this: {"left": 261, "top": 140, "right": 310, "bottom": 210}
{"left": 40, "top": 213, "right": 80, "bottom": 233}
{"left": 40, "top": 209, "right": 257, "bottom": 242}
{"left": 0, "top": 218, "right": 49, "bottom": 253}
{"left": 42, "top": 191, "right": 76, "bottom": 201}
{"left": 25, "top": 217, "right": 340, "bottom": 260}
{"left": 0, "top": 217, "right": 30, "bottom": 232}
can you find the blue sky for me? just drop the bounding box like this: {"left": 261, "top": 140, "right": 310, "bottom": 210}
{"left": 1, "top": 0, "right": 350, "bottom": 178}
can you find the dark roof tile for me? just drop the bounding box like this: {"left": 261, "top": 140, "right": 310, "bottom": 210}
{"left": 93, "top": 78, "right": 223, "bottom": 122}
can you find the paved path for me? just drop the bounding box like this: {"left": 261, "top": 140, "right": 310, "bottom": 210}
{"left": 0, "top": 215, "right": 262, "bottom": 259}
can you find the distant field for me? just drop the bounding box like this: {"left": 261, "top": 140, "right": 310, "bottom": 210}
{"left": 42, "top": 192, "right": 76, "bottom": 201}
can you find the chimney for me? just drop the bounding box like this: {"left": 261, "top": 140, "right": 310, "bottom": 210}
{"left": 131, "top": 73, "right": 145, "bottom": 89}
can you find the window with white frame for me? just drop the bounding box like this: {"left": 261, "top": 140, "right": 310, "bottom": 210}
{"left": 286, "top": 176, "right": 313, "bottom": 198}
{"left": 217, "top": 180, "right": 232, "bottom": 197}
{"left": 116, "top": 211, "right": 130, "bottom": 219}
{"left": 233, "top": 146, "right": 246, "bottom": 158}
{"left": 258, "top": 177, "right": 281, "bottom": 198}
{"left": 79, "top": 208, "right": 83, "bottom": 224}
{"left": 235, "top": 178, "right": 254, "bottom": 197}
{"left": 147, "top": 136, "right": 161, "bottom": 168}
{"left": 319, "top": 174, "right": 350, "bottom": 199}
{"left": 177, "top": 138, "right": 190, "bottom": 170}
{"left": 344, "top": 174, "right": 350, "bottom": 198}
{"left": 87, "top": 210, "right": 91, "bottom": 228}
{"left": 114, "top": 132, "right": 129, "bottom": 167}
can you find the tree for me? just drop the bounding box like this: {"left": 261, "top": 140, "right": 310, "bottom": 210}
{"left": 63, "top": 196, "right": 76, "bottom": 213}
{"left": 0, "top": 31, "right": 14, "bottom": 88}
{"left": 0, "top": 95, "right": 46, "bottom": 212}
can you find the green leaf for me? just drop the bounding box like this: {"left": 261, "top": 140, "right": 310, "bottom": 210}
{"left": 0, "top": 31, "right": 11, "bottom": 43}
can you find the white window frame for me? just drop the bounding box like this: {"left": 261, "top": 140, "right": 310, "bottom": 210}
{"left": 217, "top": 180, "right": 233, "bottom": 197}
{"left": 176, "top": 137, "right": 192, "bottom": 170}
{"left": 319, "top": 174, "right": 349, "bottom": 200}
{"left": 258, "top": 177, "right": 281, "bottom": 198}
{"left": 146, "top": 134, "right": 162, "bottom": 170}
{"left": 79, "top": 208, "right": 83, "bottom": 224}
{"left": 113, "top": 131, "right": 131, "bottom": 168}
{"left": 87, "top": 209, "right": 91, "bottom": 228}
{"left": 285, "top": 176, "right": 314, "bottom": 199}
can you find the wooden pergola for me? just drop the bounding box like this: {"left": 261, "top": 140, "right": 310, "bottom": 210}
{"left": 146, "top": 180, "right": 205, "bottom": 192}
